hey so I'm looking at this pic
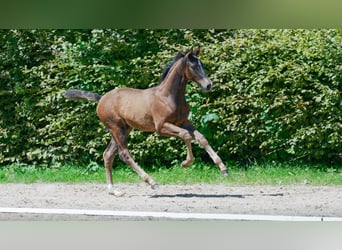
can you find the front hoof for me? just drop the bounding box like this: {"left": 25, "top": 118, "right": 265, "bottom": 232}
{"left": 181, "top": 159, "right": 194, "bottom": 168}
{"left": 151, "top": 184, "right": 159, "bottom": 190}
{"left": 221, "top": 170, "right": 229, "bottom": 177}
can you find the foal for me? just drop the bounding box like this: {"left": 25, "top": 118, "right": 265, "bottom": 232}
{"left": 64, "top": 48, "right": 228, "bottom": 196}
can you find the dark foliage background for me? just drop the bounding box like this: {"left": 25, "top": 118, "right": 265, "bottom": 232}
{"left": 0, "top": 29, "right": 341, "bottom": 167}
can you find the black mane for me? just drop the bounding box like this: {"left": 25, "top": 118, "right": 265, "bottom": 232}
{"left": 159, "top": 52, "right": 185, "bottom": 83}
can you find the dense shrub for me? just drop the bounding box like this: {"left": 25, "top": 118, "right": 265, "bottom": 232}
{"left": 203, "top": 30, "right": 341, "bottom": 164}
{"left": 0, "top": 29, "right": 341, "bottom": 167}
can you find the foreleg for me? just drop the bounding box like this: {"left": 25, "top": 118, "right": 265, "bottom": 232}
{"left": 182, "top": 121, "right": 228, "bottom": 176}
{"left": 158, "top": 122, "right": 195, "bottom": 168}
{"left": 193, "top": 129, "right": 228, "bottom": 176}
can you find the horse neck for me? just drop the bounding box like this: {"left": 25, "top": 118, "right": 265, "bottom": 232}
{"left": 157, "top": 60, "right": 187, "bottom": 102}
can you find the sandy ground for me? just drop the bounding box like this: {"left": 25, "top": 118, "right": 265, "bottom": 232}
{"left": 0, "top": 183, "right": 341, "bottom": 220}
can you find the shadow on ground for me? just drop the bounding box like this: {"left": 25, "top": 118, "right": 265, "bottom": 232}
{"left": 150, "top": 193, "right": 284, "bottom": 199}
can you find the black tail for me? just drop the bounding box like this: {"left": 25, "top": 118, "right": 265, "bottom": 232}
{"left": 63, "top": 89, "right": 102, "bottom": 102}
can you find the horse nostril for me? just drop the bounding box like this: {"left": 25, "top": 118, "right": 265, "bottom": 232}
{"left": 206, "top": 83, "right": 212, "bottom": 91}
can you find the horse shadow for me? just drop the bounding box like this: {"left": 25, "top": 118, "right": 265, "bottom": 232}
{"left": 150, "top": 193, "right": 284, "bottom": 199}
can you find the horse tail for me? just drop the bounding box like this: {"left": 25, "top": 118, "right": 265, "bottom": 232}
{"left": 63, "top": 89, "right": 102, "bottom": 102}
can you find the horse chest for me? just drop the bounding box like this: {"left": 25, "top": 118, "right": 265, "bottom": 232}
{"left": 154, "top": 92, "right": 189, "bottom": 125}
{"left": 165, "top": 103, "right": 190, "bottom": 124}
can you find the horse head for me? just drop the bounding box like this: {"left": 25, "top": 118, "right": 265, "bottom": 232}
{"left": 183, "top": 48, "right": 212, "bottom": 92}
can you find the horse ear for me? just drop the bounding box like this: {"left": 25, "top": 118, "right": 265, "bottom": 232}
{"left": 176, "top": 52, "right": 185, "bottom": 59}
{"left": 194, "top": 47, "right": 201, "bottom": 56}
{"left": 185, "top": 48, "right": 193, "bottom": 58}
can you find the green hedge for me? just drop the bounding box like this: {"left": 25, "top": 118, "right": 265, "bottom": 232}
{"left": 0, "top": 29, "right": 341, "bottom": 166}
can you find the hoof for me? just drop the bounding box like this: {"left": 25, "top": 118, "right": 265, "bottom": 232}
{"left": 221, "top": 170, "right": 229, "bottom": 177}
{"left": 151, "top": 184, "right": 159, "bottom": 190}
{"left": 108, "top": 189, "right": 125, "bottom": 197}
{"left": 181, "top": 159, "right": 194, "bottom": 168}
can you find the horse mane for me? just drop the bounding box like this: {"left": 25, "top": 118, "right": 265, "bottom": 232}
{"left": 159, "top": 51, "right": 185, "bottom": 83}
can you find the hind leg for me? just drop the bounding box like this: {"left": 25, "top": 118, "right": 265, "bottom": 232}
{"left": 103, "top": 137, "right": 125, "bottom": 196}
{"left": 108, "top": 122, "right": 158, "bottom": 189}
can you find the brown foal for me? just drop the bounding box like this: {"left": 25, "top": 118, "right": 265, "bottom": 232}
{"left": 64, "top": 48, "right": 228, "bottom": 196}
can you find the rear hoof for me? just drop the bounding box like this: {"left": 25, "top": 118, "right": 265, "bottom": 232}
{"left": 151, "top": 184, "right": 159, "bottom": 190}
{"left": 108, "top": 189, "right": 125, "bottom": 197}
{"left": 221, "top": 170, "right": 229, "bottom": 177}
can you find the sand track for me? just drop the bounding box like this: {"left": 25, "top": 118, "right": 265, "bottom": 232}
{"left": 0, "top": 183, "right": 341, "bottom": 220}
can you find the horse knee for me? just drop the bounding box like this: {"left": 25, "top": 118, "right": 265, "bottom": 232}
{"left": 180, "top": 131, "right": 193, "bottom": 141}
{"left": 118, "top": 149, "right": 132, "bottom": 164}
{"left": 196, "top": 134, "right": 208, "bottom": 147}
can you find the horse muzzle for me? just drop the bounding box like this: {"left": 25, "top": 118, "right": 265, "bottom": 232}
{"left": 205, "top": 83, "right": 212, "bottom": 91}
{"left": 198, "top": 78, "right": 213, "bottom": 92}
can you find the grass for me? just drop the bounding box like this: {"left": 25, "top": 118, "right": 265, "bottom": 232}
{"left": 0, "top": 161, "right": 341, "bottom": 186}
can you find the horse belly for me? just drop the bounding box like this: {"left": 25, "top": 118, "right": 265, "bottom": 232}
{"left": 125, "top": 111, "right": 155, "bottom": 132}
{"left": 98, "top": 88, "right": 156, "bottom": 132}
{"left": 119, "top": 92, "right": 155, "bottom": 132}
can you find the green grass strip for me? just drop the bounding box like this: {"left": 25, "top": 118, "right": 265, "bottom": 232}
{"left": 0, "top": 162, "right": 341, "bottom": 186}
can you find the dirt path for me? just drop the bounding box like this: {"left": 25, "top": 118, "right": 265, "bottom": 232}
{"left": 0, "top": 183, "right": 341, "bottom": 220}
